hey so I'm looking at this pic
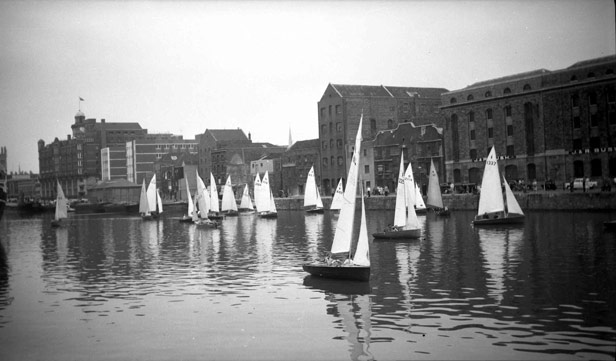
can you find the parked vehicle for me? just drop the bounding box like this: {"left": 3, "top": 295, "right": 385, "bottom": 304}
{"left": 566, "top": 178, "right": 598, "bottom": 190}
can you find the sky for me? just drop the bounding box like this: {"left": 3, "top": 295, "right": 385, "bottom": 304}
{"left": 0, "top": 0, "right": 614, "bottom": 173}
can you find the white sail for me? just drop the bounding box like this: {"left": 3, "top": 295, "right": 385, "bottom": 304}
{"left": 196, "top": 170, "right": 209, "bottom": 218}
{"left": 191, "top": 193, "right": 199, "bottom": 221}
{"left": 55, "top": 181, "right": 68, "bottom": 221}
{"left": 139, "top": 179, "right": 150, "bottom": 215}
{"left": 330, "top": 114, "right": 363, "bottom": 254}
{"left": 261, "top": 171, "right": 274, "bottom": 212}
{"left": 269, "top": 187, "right": 277, "bottom": 213}
{"left": 393, "top": 154, "right": 407, "bottom": 228}
{"left": 185, "top": 177, "right": 194, "bottom": 216}
{"left": 239, "top": 184, "right": 254, "bottom": 210}
{"left": 477, "top": 146, "right": 505, "bottom": 216}
{"left": 426, "top": 159, "right": 444, "bottom": 209}
{"left": 304, "top": 165, "right": 322, "bottom": 209}
{"left": 352, "top": 189, "right": 370, "bottom": 266}
{"left": 156, "top": 189, "right": 163, "bottom": 213}
{"left": 503, "top": 176, "right": 524, "bottom": 216}
{"left": 415, "top": 183, "right": 427, "bottom": 211}
{"left": 146, "top": 174, "right": 157, "bottom": 213}
{"left": 254, "top": 173, "right": 263, "bottom": 212}
{"left": 330, "top": 179, "right": 344, "bottom": 210}
{"left": 221, "top": 175, "right": 238, "bottom": 212}
{"left": 209, "top": 173, "right": 220, "bottom": 213}
{"left": 316, "top": 186, "right": 324, "bottom": 209}
{"left": 404, "top": 161, "right": 420, "bottom": 230}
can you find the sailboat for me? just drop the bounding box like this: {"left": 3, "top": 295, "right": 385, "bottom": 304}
{"left": 221, "top": 175, "right": 239, "bottom": 216}
{"left": 146, "top": 174, "right": 163, "bottom": 217}
{"left": 329, "top": 179, "right": 344, "bottom": 211}
{"left": 303, "top": 114, "right": 371, "bottom": 282}
{"left": 372, "top": 153, "right": 421, "bottom": 239}
{"left": 208, "top": 173, "right": 223, "bottom": 220}
{"left": 257, "top": 171, "right": 278, "bottom": 218}
{"left": 426, "top": 159, "right": 449, "bottom": 216}
{"left": 472, "top": 146, "right": 525, "bottom": 225}
{"left": 414, "top": 182, "right": 427, "bottom": 214}
{"left": 139, "top": 179, "right": 153, "bottom": 220}
{"left": 304, "top": 165, "right": 324, "bottom": 214}
{"left": 51, "top": 181, "right": 68, "bottom": 227}
{"left": 238, "top": 184, "right": 255, "bottom": 214}
{"left": 195, "top": 170, "right": 218, "bottom": 228}
{"left": 179, "top": 177, "right": 194, "bottom": 223}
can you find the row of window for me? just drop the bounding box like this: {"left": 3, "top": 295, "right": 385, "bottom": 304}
{"left": 450, "top": 69, "right": 614, "bottom": 105}
{"left": 319, "top": 104, "right": 343, "bottom": 119}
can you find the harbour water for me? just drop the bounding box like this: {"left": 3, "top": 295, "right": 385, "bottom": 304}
{"left": 0, "top": 209, "right": 615, "bottom": 360}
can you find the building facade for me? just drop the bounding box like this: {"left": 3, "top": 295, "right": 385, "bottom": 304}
{"left": 441, "top": 55, "right": 616, "bottom": 189}
{"left": 281, "top": 139, "right": 320, "bottom": 197}
{"left": 318, "top": 84, "right": 447, "bottom": 195}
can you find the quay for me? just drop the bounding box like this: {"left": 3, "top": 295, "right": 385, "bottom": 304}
{"left": 275, "top": 190, "right": 616, "bottom": 211}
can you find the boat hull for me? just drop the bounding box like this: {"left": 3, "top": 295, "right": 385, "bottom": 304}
{"left": 373, "top": 228, "right": 421, "bottom": 240}
{"left": 302, "top": 264, "right": 370, "bottom": 282}
{"left": 178, "top": 216, "right": 193, "bottom": 223}
{"left": 472, "top": 213, "right": 525, "bottom": 225}
{"left": 51, "top": 219, "right": 62, "bottom": 227}
{"left": 195, "top": 219, "right": 219, "bottom": 228}
{"left": 222, "top": 210, "right": 239, "bottom": 217}
{"left": 305, "top": 207, "right": 324, "bottom": 214}
{"left": 258, "top": 211, "right": 278, "bottom": 219}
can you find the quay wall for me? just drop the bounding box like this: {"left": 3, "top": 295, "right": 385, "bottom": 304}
{"left": 274, "top": 191, "right": 616, "bottom": 211}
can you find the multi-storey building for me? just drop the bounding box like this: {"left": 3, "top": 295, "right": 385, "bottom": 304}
{"left": 39, "top": 111, "right": 146, "bottom": 199}
{"left": 318, "top": 84, "right": 447, "bottom": 195}
{"left": 441, "top": 55, "right": 616, "bottom": 188}
{"left": 154, "top": 151, "right": 199, "bottom": 201}
{"left": 126, "top": 135, "right": 198, "bottom": 187}
{"left": 365, "top": 122, "right": 444, "bottom": 195}
{"left": 281, "top": 139, "right": 320, "bottom": 197}
{"left": 198, "top": 128, "right": 285, "bottom": 195}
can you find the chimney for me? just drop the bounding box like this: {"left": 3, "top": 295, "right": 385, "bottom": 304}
{"left": 248, "top": 132, "right": 251, "bottom": 141}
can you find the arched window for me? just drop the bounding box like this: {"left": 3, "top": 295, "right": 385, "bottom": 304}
{"left": 453, "top": 169, "right": 461, "bottom": 183}
{"left": 450, "top": 97, "right": 457, "bottom": 104}
{"left": 370, "top": 118, "right": 377, "bottom": 134}
{"left": 503, "top": 87, "right": 511, "bottom": 95}
{"left": 570, "top": 75, "right": 578, "bottom": 82}
{"left": 523, "top": 84, "right": 531, "bottom": 91}
{"left": 468, "top": 167, "right": 481, "bottom": 184}
{"left": 527, "top": 163, "right": 536, "bottom": 181}
{"left": 467, "top": 94, "right": 474, "bottom": 101}
{"left": 591, "top": 159, "right": 602, "bottom": 177}
{"left": 574, "top": 160, "right": 584, "bottom": 178}
{"left": 484, "top": 91, "right": 492, "bottom": 98}
{"left": 505, "top": 165, "right": 518, "bottom": 181}
{"left": 587, "top": 72, "right": 595, "bottom": 78}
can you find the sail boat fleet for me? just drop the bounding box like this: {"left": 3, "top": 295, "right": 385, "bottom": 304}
{"left": 51, "top": 115, "right": 526, "bottom": 283}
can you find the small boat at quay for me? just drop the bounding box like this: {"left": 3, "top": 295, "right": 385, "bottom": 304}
{"left": 304, "top": 165, "right": 324, "bottom": 214}
{"left": 303, "top": 114, "right": 370, "bottom": 282}
{"left": 426, "top": 158, "right": 450, "bottom": 216}
{"left": 472, "top": 146, "right": 525, "bottom": 226}
{"left": 373, "top": 152, "right": 421, "bottom": 240}
{"left": 256, "top": 171, "right": 278, "bottom": 219}
{"left": 51, "top": 181, "right": 68, "bottom": 227}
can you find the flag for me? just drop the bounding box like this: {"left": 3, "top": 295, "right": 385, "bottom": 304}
{"left": 79, "top": 97, "right": 84, "bottom": 101}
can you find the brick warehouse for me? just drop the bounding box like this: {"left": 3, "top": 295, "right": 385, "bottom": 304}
{"left": 440, "top": 55, "right": 616, "bottom": 189}
{"left": 318, "top": 83, "right": 447, "bottom": 195}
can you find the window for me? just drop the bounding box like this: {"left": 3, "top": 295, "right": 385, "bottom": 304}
{"left": 336, "top": 105, "right": 341, "bottom": 114}
{"left": 321, "top": 124, "right": 327, "bottom": 134}
{"left": 363, "top": 149, "right": 367, "bottom": 157}
{"left": 337, "top": 139, "right": 342, "bottom": 149}
{"left": 467, "top": 94, "right": 474, "bottom": 101}
{"left": 573, "top": 138, "right": 583, "bottom": 149}
{"left": 503, "top": 87, "right": 511, "bottom": 95}
{"left": 337, "top": 156, "right": 343, "bottom": 166}
{"left": 505, "top": 105, "right": 512, "bottom": 117}
{"left": 574, "top": 160, "right": 584, "bottom": 178}
{"left": 587, "top": 72, "right": 595, "bottom": 78}
{"left": 450, "top": 97, "right": 457, "bottom": 104}
{"left": 572, "top": 94, "right": 580, "bottom": 108}
{"left": 470, "top": 148, "right": 477, "bottom": 159}
{"left": 589, "top": 92, "right": 597, "bottom": 106}
{"left": 364, "top": 165, "right": 369, "bottom": 174}
{"left": 451, "top": 114, "right": 460, "bottom": 162}
{"left": 506, "top": 145, "right": 515, "bottom": 157}
{"left": 570, "top": 75, "right": 578, "bottom": 82}
{"left": 507, "top": 124, "right": 514, "bottom": 136}
{"left": 328, "top": 105, "right": 332, "bottom": 116}
{"left": 573, "top": 115, "right": 581, "bottom": 128}
{"left": 590, "top": 113, "right": 599, "bottom": 127}
{"left": 591, "top": 159, "right": 602, "bottom": 177}
{"left": 330, "top": 139, "right": 334, "bottom": 149}
{"left": 336, "top": 122, "right": 342, "bottom": 132}
{"left": 370, "top": 119, "right": 377, "bottom": 134}
{"left": 590, "top": 136, "right": 600, "bottom": 149}
{"left": 322, "top": 141, "right": 327, "bottom": 150}
{"left": 387, "top": 119, "right": 393, "bottom": 129}
{"left": 486, "top": 108, "right": 493, "bottom": 120}
{"left": 488, "top": 127, "right": 493, "bottom": 138}
{"left": 523, "top": 84, "right": 531, "bottom": 91}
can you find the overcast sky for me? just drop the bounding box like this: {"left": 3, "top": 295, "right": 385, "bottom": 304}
{"left": 1, "top": 0, "right": 614, "bottom": 173}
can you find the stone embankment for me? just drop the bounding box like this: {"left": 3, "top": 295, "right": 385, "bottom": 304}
{"left": 275, "top": 190, "right": 616, "bottom": 211}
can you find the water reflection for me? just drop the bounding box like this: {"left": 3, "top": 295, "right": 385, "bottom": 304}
{"left": 0, "top": 211, "right": 614, "bottom": 360}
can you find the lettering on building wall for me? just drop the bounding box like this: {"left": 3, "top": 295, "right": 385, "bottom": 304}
{"left": 568, "top": 147, "right": 616, "bottom": 155}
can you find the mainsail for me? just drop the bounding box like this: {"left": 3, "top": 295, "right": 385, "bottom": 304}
{"left": 426, "top": 159, "right": 444, "bottom": 209}
{"left": 54, "top": 181, "right": 68, "bottom": 221}
{"left": 330, "top": 179, "right": 344, "bottom": 210}
{"left": 221, "top": 175, "right": 238, "bottom": 212}
{"left": 477, "top": 146, "right": 505, "bottom": 216}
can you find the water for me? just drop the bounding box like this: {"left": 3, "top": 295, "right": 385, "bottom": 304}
{"left": 0, "top": 209, "right": 615, "bottom": 360}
